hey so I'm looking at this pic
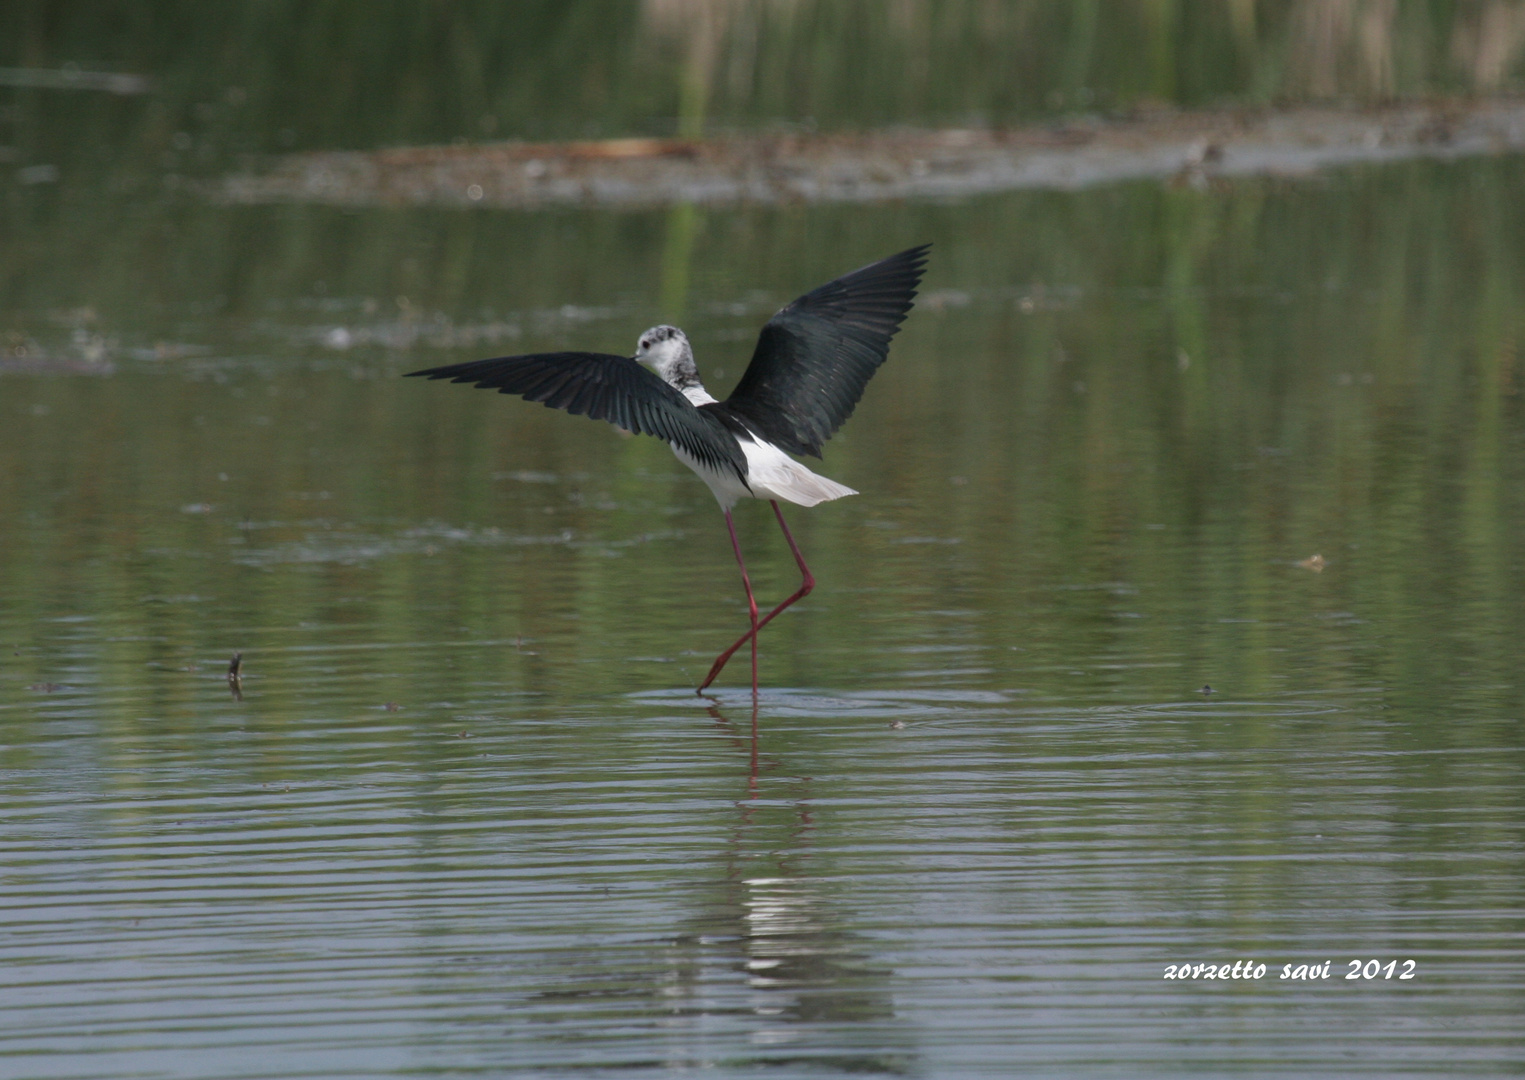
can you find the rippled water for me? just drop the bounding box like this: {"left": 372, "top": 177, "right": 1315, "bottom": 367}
{"left": 5, "top": 640, "right": 1523, "bottom": 1076}
{"left": 5, "top": 21, "right": 1525, "bottom": 1071}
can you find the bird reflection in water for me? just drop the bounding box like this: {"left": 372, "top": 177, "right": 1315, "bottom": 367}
{"left": 659, "top": 699, "right": 914, "bottom": 1069}
{"left": 519, "top": 699, "right": 914, "bottom": 1073}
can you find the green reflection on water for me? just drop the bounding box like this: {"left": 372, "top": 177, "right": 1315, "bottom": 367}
{"left": 3, "top": 9, "right": 1525, "bottom": 1073}
{"left": 4, "top": 159, "right": 1522, "bottom": 720}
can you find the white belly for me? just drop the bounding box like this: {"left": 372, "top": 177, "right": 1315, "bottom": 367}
{"left": 671, "top": 437, "right": 857, "bottom": 510}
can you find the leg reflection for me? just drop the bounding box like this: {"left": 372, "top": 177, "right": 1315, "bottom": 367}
{"left": 705, "top": 697, "right": 760, "bottom": 790}
{"left": 518, "top": 700, "right": 916, "bottom": 1073}
{"left": 684, "top": 700, "right": 911, "bottom": 1060}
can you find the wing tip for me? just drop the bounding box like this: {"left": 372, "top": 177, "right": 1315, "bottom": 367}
{"left": 901, "top": 243, "right": 933, "bottom": 279}
{"left": 891, "top": 242, "right": 932, "bottom": 274}
{"left": 403, "top": 363, "right": 458, "bottom": 380}
{"left": 852, "top": 243, "right": 932, "bottom": 303}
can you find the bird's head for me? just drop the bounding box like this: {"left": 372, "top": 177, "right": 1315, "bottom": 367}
{"left": 633, "top": 325, "right": 700, "bottom": 389}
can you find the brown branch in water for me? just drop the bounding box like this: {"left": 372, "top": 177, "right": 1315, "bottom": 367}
{"left": 217, "top": 96, "right": 1525, "bottom": 211}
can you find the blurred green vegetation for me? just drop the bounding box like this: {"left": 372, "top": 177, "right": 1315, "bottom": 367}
{"left": 3, "top": 0, "right": 1524, "bottom": 176}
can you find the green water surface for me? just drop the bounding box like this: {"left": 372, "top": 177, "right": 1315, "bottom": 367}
{"left": 3, "top": 5, "right": 1524, "bottom": 1077}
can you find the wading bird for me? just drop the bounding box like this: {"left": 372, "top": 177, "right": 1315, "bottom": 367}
{"left": 407, "top": 244, "right": 928, "bottom": 694}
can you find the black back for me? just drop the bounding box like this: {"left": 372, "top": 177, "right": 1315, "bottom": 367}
{"left": 722, "top": 244, "right": 929, "bottom": 458}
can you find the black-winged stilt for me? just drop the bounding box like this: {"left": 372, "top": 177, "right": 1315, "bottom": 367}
{"left": 406, "top": 244, "right": 929, "bottom": 694}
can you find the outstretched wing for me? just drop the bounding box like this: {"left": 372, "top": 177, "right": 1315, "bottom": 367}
{"left": 406, "top": 352, "right": 746, "bottom": 480}
{"left": 722, "top": 244, "right": 929, "bottom": 458}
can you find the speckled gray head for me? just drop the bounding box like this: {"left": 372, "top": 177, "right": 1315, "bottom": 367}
{"left": 634, "top": 324, "right": 699, "bottom": 389}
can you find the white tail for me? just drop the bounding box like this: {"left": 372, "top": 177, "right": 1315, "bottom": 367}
{"left": 742, "top": 443, "right": 857, "bottom": 507}
{"left": 672, "top": 430, "right": 858, "bottom": 509}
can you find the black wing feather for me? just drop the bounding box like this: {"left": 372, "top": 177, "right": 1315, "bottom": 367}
{"left": 405, "top": 352, "right": 746, "bottom": 480}
{"left": 723, "top": 244, "right": 929, "bottom": 457}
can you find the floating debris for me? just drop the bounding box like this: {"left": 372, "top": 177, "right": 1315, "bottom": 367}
{"left": 220, "top": 98, "right": 1525, "bottom": 211}
{"left": 17, "top": 164, "right": 59, "bottom": 185}
{"left": 0, "top": 336, "right": 116, "bottom": 376}
{"left": 0, "top": 66, "right": 149, "bottom": 95}
{"left": 1298, "top": 554, "right": 1327, "bottom": 572}
{"left": 227, "top": 652, "right": 243, "bottom": 701}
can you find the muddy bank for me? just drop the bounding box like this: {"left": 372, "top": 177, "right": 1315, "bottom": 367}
{"left": 217, "top": 97, "right": 1525, "bottom": 211}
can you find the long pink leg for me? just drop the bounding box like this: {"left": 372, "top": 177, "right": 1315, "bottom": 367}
{"left": 721, "top": 507, "right": 760, "bottom": 696}
{"left": 697, "top": 501, "right": 816, "bottom": 693}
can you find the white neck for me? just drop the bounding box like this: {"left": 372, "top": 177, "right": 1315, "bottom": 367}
{"left": 681, "top": 384, "right": 719, "bottom": 406}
